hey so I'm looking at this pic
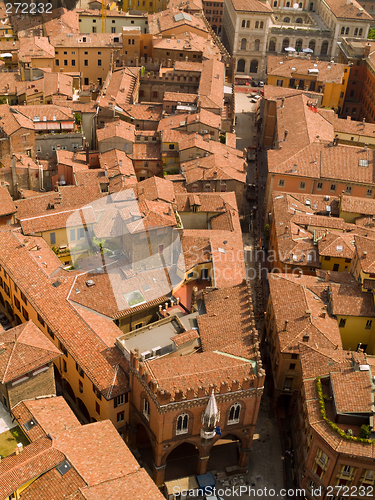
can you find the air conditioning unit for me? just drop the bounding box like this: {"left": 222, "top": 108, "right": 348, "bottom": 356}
{"left": 140, "top": 350, "right": 151, "bottom": 361}
{"left": 152, "top": 346, "right": 161, "bottom": 357}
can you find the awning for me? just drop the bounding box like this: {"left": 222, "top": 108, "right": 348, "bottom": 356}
{"left": 0, "top": 53, "right": 12, "bottom": 58}
{"left": 47, "top": 122, "right": 60, "bottom": 130}
{"left": 61, "top": 121, "right": 74, "bottom": 130}
{"left": 34, "top": 122, "right": 48, "bottom": 130}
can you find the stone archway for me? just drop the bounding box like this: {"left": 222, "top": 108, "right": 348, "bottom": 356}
{"left": 207, "top": 433, "right": 242, "bottom": 471}
{"left": 164, "top": 442, "right": 200, "bottom": 481}
{"left": 135, "top": 423, "right": 154, "bottom": 472}
{"left": 76, "top": 397, "right": 90, "bottom": 423}
{"left": 63, "top": 379, "right": 76, "bottom": 404}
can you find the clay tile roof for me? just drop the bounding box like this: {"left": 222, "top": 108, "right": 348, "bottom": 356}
{"left": 12, "top": 396, "right": 81, "bottom": 441}
{"left": 354, "top": 234, "right": 375, "bottom": 273}
{"left": 0, "top": 437, "right": 65, "bottom": 500}
{"left": 99, "top": 149, "right": 135, "bottom": 178}
{"left": 230, "top": 0, "right": 273, "bottom": 12}
{"left": 171, "top": 328, "right": 199, "bottom": 346}
{"left": 318, "top": 232, "right": 355, "bottom": 259}
{"left": 329, "top": 280, "right": 375, "bottom": 316}
{"left": 340, "top": 194, "right": 375, "bottom": 216}
{"left": 268, "top": 273, "right": 343, "bottom": 353}
{"left": 131, "top": 142, "right": 160, "bottom": 160}
{"left": 323, "top": 0, "right": 372, "bottom": 19}
{"left": 331, "top": 369, "right": 372, "bottom": 414}
{"left": 136, "top": 176, "right": 176, "bottom": 204}
{"left": 51, "top": 420, "right": 139, "bottom": 487}
{"left": 0, "top": 231, "right": 128, "bottom": 397}
{"left": 163, "top": 91, "right": 198, "bottom": 103}
{"left": 0, "top": 186, "right": 16, "bottom": 217}
{"left": 267, "top": 55, "right": 347, "bottom": 83}
{"left": 20, "top": 206, "right": 97, "bottom": 234}
{"left": 198, "top": 58, "right": 225, "bottom": 110}
{"left": 0, "top": 321, "right": 61, "bottom": 384}
{"left": 17, "top": 466, "right": 85, "bottom": 500}
{"left": 77, "top": 468, "right": 165, "bottom": 500}
{"left": 97, "top": 121, "right": 135, "bottom": 143}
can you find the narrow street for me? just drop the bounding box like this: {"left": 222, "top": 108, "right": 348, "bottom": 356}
{"left": 234, "top": 90, "right": 286, "bottom": 499}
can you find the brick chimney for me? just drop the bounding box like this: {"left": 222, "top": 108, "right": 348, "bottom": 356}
{"left": 364, "top": 43, "right": 371, "bottom": 58}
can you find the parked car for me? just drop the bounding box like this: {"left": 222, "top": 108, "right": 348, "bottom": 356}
{"left": 258, "top": 81, "right": 264, "bottom": 87}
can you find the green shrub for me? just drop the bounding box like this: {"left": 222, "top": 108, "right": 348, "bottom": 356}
{"left": 316, "top": 378, "right": 374, "bottom": 444}
{"left": 360, "top": 424, "right": 372, "bottom": 439}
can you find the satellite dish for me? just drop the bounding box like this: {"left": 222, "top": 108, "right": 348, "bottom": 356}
{"left": 293, "top": 2, "right": 299, "bottom": 8}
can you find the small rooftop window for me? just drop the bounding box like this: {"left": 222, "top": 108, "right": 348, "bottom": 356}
{"left": 359, "top": 159, "right": 369, "bottom": 167}
{"left": 57, "top": 460, "right": 72, "bottom": 476}
{"left": 24, "top": 418, "right": 38, "bottom": 431}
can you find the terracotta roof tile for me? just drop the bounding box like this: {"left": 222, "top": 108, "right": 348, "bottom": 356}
{"left": 0, "top": 186, "right": 16, "bottom": 217}
{"left": 267, "top": 56, "right": 348, "bottom": 83}
{"left": 0, "top": 321, "right": 61, "bottom": 384}
{"left": 0, "top": 437, "right": 64, "bottom": 500}
{"left": 20, "top": 206, "right": 97, "bottom": 234}
{"left": 230, "top": 0, "right": 273, "bottom": 12}
{"left": 12, "top": 396, "right": 81, "bottom": 442}
{"left": 97, "top": 121, "right": 135, "bottom": 143}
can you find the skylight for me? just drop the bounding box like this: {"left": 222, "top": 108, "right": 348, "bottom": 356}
{"left": 124, "top": 290, "right": 146, "bottom": 307}
{"left": 359, "top": 159, "right": 369, "bottom": 167}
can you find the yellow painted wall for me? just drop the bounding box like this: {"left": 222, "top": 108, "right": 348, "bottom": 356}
{"left": 319, "top": 256, "right": 351, "bottom": 272}
{"left": 337, "top": 314, "right": 375, "bottom": 354}
{"left": 122, "top": 0, "right": 168, "bottom": 14}
{"left": 267, "top": 70, "right": 349, "bottom": 111}
{"left": 0, "top": 265, "right": 129, "bottom": 432}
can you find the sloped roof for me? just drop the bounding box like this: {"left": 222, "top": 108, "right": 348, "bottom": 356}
{"left": 0, "top": 186, "right": 16, "bottom": 217}
{"left": 0, "top": 321, "right": 61, "bottom": 384}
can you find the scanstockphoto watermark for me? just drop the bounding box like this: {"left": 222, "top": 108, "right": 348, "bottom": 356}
{"left": 172, "top": 486, "right": 306, "bottom": 497}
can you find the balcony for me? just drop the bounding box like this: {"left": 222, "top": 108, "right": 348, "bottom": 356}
{"left": 200, "top": 429, "right": 216, "bottom": 439}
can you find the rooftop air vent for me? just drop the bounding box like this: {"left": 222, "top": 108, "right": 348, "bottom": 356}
{"left": 86, "top": 280, "right": 95, "bottom": 287}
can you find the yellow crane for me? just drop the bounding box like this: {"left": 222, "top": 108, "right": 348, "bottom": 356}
{"left": 102, "top": 0, "right": 107, "bottom": 33}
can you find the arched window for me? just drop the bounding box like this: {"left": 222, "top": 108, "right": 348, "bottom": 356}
{"left": 286, "top": 1, "right": 290, "bottom": 6}
{"left": 240, "top": 38, "right": 247, "bottom": 50}
{"left": 341, "top": 27, "right": 345, "bottom": 35}
{"left": 354, "top": 28, "right": 358, "bottom": 36}
{"left": 143, "top": 398, "right": 150, "bottom": 420}
{"left": 345, "top": 27, "right": 349, "bottom": 35}
{"left": 237, "top": 59, "right": 245, "bottom": 72}
{"left": 250, "top": 60, "right": 259, "bottom": 73}
{"left": 284, "top": 17, "right": 290, "bottom": 22}
{"left": 242, "top": 20, "right": 246, "bottom": 27}
{"left": 298, "top": 2, "right": 302, "bottom": 6}
{"left": 309, "top": 40, "right": 315, "bottom": 52}
{"left": 228, "top": 403, "right": 241, "bottom": 424}
{"left": 296, "top": 18, "right": 302, "bottom": 23}
{"left": 309, "top": 2, "right": 313, "bottom": 10}
{"left": 246, "top": 20, "right": 250, "bottom": 28}
{"left": 295, "top": 39, "right": 303, "bottom": 51}
{"left": 371, "top": 5, "right": 374, "bottom": 11}
{"left": 282, "top": 38, "right": 289, "bottom": 51}
{"left": 255, "top": 21, "right": 259, "bottom": 28}
{"left": 268, "top": 38, "right": 276, "bottom": 52}
{"left": 260, "top": 21, "right": 264, "bottom": 28}
{"left": 255, "top": 39, "right": 260, "bottom": 51}
{"left": 359, "top": 28, "right": 363, "bottom": 36}
{"left": 176, "top": 413, "right": 189, "bottom": 434}
{"left": 320, "top": 40, "right": 328, "bottom": 55}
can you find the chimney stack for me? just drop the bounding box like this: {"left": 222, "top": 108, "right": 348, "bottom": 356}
{"left": 364, "top": 43, "right": 371, "bottom": 58}
{"left": 284, "top": 319, "right": 289, "bottom": 330}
